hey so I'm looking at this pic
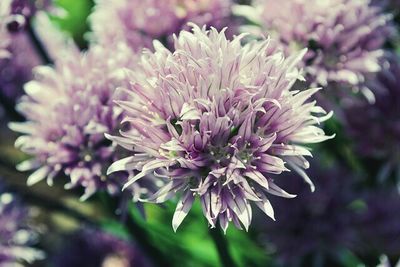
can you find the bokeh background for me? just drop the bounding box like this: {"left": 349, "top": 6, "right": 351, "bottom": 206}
{"left": 1, "top": 0, "right": 400, "bottom": 267}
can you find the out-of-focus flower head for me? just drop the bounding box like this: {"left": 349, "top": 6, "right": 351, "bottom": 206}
{"left": 52, "top": 229, "right": 152, "bottom": 267}
{"left": 107, "top": 25, "right": 333, "bottom": 232}
{"left": 0, "top": 0, "right": 13, "bottom": 58}
{"left": 0, "top": 33, "right": 41, "bottom": 103}
{"left": 9, "top": 37, "right": 148, "bottom": 200}
{"left": 5, "top": 0, "right": 53, "bottom": 33}
{"left": 343, "top": 54, "right": 400, "bottom": 185}
{"left": 247, "top": 0, "right": 393, "bottom": 89}
{"left": 0, "top": 185, "right": 44, "bottom": 266}
{"left": 353, "top": 188, "right": 400, "bottom": 260}
{"left": 0, "top": 0, "right": 54, "bottom": 58}
{"left": 377, "top": 255, "right": 400, "bottom": 267}
{"left": 255, "top": 163, "right": 358, "bottom": 266}
{"left": 90, "top": 0, "right": 233, "bottom": 51}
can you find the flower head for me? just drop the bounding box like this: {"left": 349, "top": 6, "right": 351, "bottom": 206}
{"left": 90, "top": 0, "right": 233, "bottom": 51}
{"left": 0, "top": 185, "right": 44, "bottom": 266}
{"left": 251, "top": 0, "right": 393, "bottom": 88}
{"left": 353, "top": 188, "right": 400, "bottom": 260}
{"left": 52, "top": 229, "right": 152, "bottom": 267}
{"left": 0, "top": 33, "right": 41, "bottom": 106}
{"left": 343, "top": 54, "right": 400, "bottom": 185}
{"left": 254, "top": 163, "right": 358, "bottom": 266}
{"left": 108, "top": 25, "right": 333, "bottom": 232}
{"left": 0, "top": 0, "right": 13, "bottom": 58}
{"left": 10, "top": 42, "right": 143, "bottom": 200}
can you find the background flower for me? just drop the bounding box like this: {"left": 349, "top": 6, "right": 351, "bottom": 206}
{"left": 0, "top": 0, "right": 13, "bottom": 58}
{"left": 89, "top": 0, "right": 233, "bottom": 51}
{"left": 52, "top": 229, "right": 152, "bottom": 267}
{"left": 251, "top": 0, "right": 393, "bottom": 89}
{"left": 10, "top": 41, "right": 141, "bottom": 200}
{"left": 0, "top": 33, "right": 41, "bottom": 105}
{"left": 108, "top": 25, "right": 333, "bottom": 232}
{"left": 0, "top": 183, "right": 44, "bottom": 266}
{"left": 352, "top": 188, "right": 400, "bottom": 263}
{"left": 343, "top": 54, "right": 400, "bottom": 185}
{"left": 254, "top": 162, "right": 358, "bottom": 266}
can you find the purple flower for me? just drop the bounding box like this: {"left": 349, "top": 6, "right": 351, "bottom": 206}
{"left": 249, "top": 0, "right": 393, "bottom": 88}
{"left": 377, "top": 256, "right": 400, "bottom": 267}
{"left": 256, "top": 160, "right": 400, "bottom": 266}
{"left": 52, "top": 229, "right": 152, "bottom": 267}
{"left": 0, "top": 33, "right": 41, "bottom": 103}
{"left": 89, "top": 0, "right": 233, "bottom": 51}
{"left": 353, "top": 188, "right": 400, "bottom": 260}
{"left": 10, "top": 42, "right": 144, "bottom": 201}
{"left": 0, "top": 0, "right": 13, "bottom": 58}
{"left": 107, "top": 25, "right": 333, "bottom": 232}
{"left": 255, "top": 163, "right": 358, "bottom": 266}
{"left": 343, "top": 54, "right": 400, "bottom": 184}
{"left": 0, "top": 186, "right": 44, "bottom": 266}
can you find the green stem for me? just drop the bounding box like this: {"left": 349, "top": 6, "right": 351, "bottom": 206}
{"left": 209, "top": 227, "right": 237, "bottom": 267}
{"left": 105, "top": 196, "right": 171, "bottom": 267}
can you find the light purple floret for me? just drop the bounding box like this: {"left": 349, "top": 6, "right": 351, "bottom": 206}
{"left": 253, "top": 0, "right": 393, "bottom": 88}
{"left": 0, "top": 187, "right": 44, "bottom": 265}
{"left": 90, "top": 0, "right": 233, "bottom": 51}
{"left": 107, "top": 25, "right": 334, "bottom": 232}
{"left": 10, "top": 43, "right": 145, "bottom": 201}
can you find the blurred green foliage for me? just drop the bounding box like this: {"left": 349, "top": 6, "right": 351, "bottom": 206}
{"left": 50, "top": 0, "right": 93, "bottom": 48}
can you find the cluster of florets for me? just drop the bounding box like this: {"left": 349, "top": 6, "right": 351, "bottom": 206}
{"left": 255, "top": 163, "right": 357, "bottom": 266}
{"left": 251, "top": 0, "right": 393, "bottom": 88}
{"left": 0, "top": 33, "right": 41, "bottom": 105}
{"left": 0, "top": 0, "right": 13, "bottom": 58}
{"left": 52, "top": 229, "right": 152, "bottom": 267}
{"left": 0, "top": 186, "right": 44, "bottom": 266}
{"left": 343, "top": 55, "right": 400, "bottom": 185}
{"left": 107, "top": 25, "right": 333, "bottom": 231}
{"left": 10, "top": 42, "right": 143, "bottom": 200}
{"left": 90, "top": 0, "right": 233, "bottom": 51}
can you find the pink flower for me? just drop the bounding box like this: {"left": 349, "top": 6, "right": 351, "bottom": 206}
{"left": 108, "top": 25, "right": 333, "bottom": 232}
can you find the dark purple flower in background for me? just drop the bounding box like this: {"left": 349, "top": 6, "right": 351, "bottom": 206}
{"left": 9, "top": 40, "right": 148, "bottom": 201}
{"left": 247, "top": 0, "right": 393, "bottom": 89}
{"left": 255, "top": 163, "right": 358, "bottom": 266}
{"left": 343, "top": 55, "right": 400, "bottom": 185}
{"left": 353, "top": 188, "right": 400, "bottom": 260}
{"left": 0, "top": 184, "right": 44, "bottom": 266}
{"left": 0, "top": 33, "right": 41, "bottom": 103}
{"left": 89, "top": 0, "right": 233, "bottom": 51}
{"left": 107, "top": 25, "right": 333, "bottom": 232}
{"left": 52, "top": 229, "right": 152, "bottom": 267}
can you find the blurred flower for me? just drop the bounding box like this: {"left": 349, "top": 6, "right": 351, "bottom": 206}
{"left": 353, "top": 188, "right": 400, "bottom": 260}
{"left": 0, "top": 33, "right": 41, "bottom": 103}
{"left": 343, "top": 55, "right": 400, "bottom": 185}
{"left": 255, "top": 163, "right": 358, "bottom": 266}
{"left": 377, "top": 255, "right": 400, "bottom": 267}
{"left": 90, "top": 0, "right": 233, "bottom": 51}
{"left": 0, "top": 185, "right": 44, "bottom": 266}
{"left": 107, "top": 25, "right": 333, "bottom": 232}
{"left": 10, "top": 41, "right": 144, "bottom": 201}
{"left": 249, "top": 0, "right": 393, "bottom": 89}
{"left": 0, "top": 0, "right": 13, "bottom": 58}
{"left": 52, "top": 229, "right": 152, "bottom": 267}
